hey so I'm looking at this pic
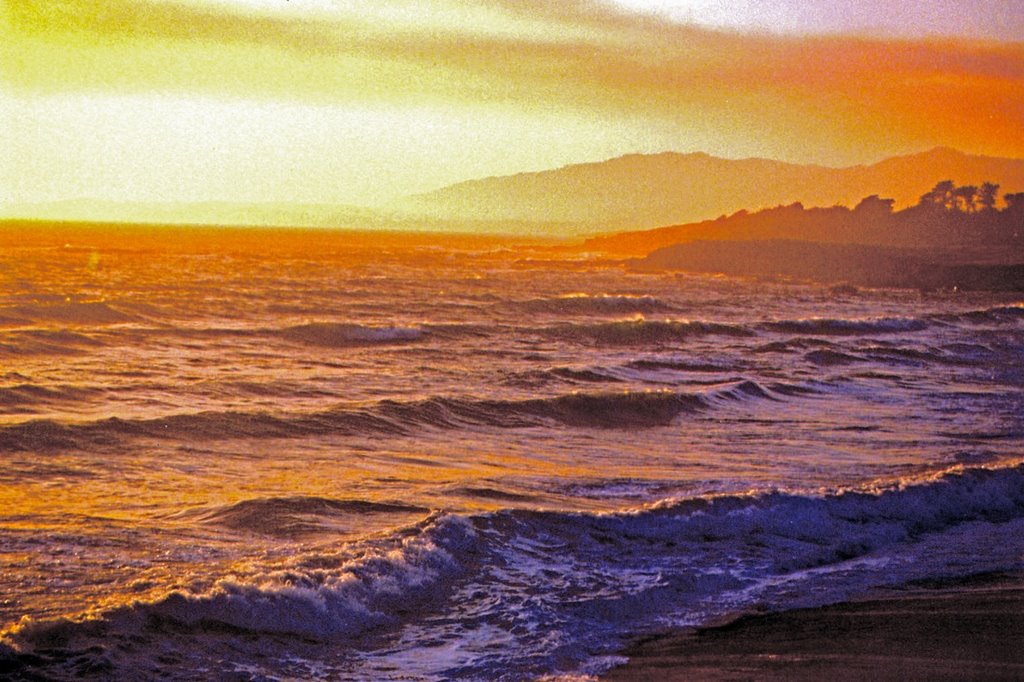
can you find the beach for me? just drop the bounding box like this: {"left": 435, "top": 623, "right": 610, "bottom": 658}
{"left": 605, "top": 573, "right": 1024, "bottom": 681}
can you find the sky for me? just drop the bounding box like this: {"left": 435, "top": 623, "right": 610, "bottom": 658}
{"left": 2, "top": 0, "right": 1023, "bottom": 211}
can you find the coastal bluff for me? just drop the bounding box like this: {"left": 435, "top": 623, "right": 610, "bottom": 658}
{"left": 630, "top": 239, "right": 1024, "bottom": 292}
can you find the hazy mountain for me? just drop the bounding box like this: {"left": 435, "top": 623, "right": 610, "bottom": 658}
{"left": 0, "top": 200, "right": 397, "bottom": 230}
{"left": 395, "top": 147, "right": 1024, "bottom": 233}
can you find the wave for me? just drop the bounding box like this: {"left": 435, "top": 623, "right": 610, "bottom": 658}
{"left": 513, "top": 294, "right": 676, "bottom": 316}
{"left": 761, "top": 315, "right": 931, "bottom": 336}
{"left": 494, "top": 390, "right": 708, "bottom": 428}
{"left": 540, "top": 366, "right": 618, "bottom": 383}
{"left": 172, "top": 496, "right": 431, "bottom": 537}
{"left": 932, "top": 304, "right": 1024, "bottom": 326}
{"left": 445, "top": 486, "right": 541, "bottom": 504}
{"left": 0, "top": 383, "right": 103, "bottom": 411}
{"left": 861, "top": 345, "right": 950, "bottom": 366}
{"left": 536, "top": 308, "right": 995, "bottom": 346}
{"left": 279, "top": 322, "right": 426, "bottom": 347}
{"left": 6, "top": 465, "right": 1024, "bottom": 679}
{"left": 762, "top": 305, "right": 1021, "bottom": 338}
{"left": 625, "top": 358, "right": 738, "bottom": 373}
{"left": 0, "top": 302, "right": 136, "bottom": 327}
{"left": 501, "top": 366, "right": 623, "bottom": 388}
{"left": 542, "top": 319, "right": 755, "bottom": 346}
{"left": 801, "top": 342, "right": 1004, "bottom": 369}
{"left": 4, "top": 514, "right": 478, "bottom": 648}
{"left": 0, "top": 381, "right": 790, "bottom": 450}
{"left": 764, "top": 381, "right": 822, "bottom": 397}
{"left": 645, "top": 463, "right": 1024, "bottom": 546}
{"left": 805, "top": 349, "right": 863, "bottom": 365}
{"left": 0, "top": 329, "right": 103, "bottom": 357}
{"left": 704, "top": 379, "right": 778, "bottom": 402}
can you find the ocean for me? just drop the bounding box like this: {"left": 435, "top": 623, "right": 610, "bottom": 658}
{"left": 1, "top": 226, "right": 1023, "bottom": 680}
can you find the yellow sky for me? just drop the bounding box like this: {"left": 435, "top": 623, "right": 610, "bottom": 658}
{"left": 3, "top": 0, "right": 1023, "bottom": 210}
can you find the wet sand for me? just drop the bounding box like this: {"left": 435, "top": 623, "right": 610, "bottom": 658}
{"left": 604, "top": 574, "right": 1024, "bottom": 681}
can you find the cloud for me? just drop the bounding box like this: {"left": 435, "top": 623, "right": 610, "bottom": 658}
{"left": 3, "top": 0, "right": 1023, "bottom": 159}
{"left": 603, "top": 0, "right": 1024, "bottom": 41}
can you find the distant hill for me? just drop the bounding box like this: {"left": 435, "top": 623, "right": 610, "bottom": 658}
{"left": 395, "top": 147, "right": 1024, "bottom": 233}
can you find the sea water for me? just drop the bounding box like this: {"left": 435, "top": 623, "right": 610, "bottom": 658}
{"left": 1, "top": 227, "right": 1023, "bottom": 680}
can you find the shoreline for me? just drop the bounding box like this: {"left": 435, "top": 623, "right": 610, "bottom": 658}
{"left": 603, "top": 572, "right": 1024, "bottom": 681}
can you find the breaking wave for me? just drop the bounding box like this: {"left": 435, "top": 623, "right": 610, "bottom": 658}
{"left": 5, "top": 514, "right": 478, "bottom": 646}
{"left": 513, "top": 294, "right": 676, "bottom": 316}
{"left": 5, "top": 465, "right": 1024, "bottom": 679}
{"left": 761, "top": 316, "right": 931, "bottom": 336}
{"left": 542, "top": 319, "right": 754, "bottom": 346}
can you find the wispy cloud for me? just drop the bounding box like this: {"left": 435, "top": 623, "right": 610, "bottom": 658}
{"left": 7, "top": 0, "right": 1023, "bottom": 112}
{"left": 4, "top": 0, "right": 1023, "bottom": 208}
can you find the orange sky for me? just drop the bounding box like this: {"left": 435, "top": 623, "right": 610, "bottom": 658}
{"left": 2, "top": 0, "right": 1023, "bottom": 213}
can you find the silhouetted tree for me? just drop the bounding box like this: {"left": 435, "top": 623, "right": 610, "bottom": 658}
{"left": 1005, "top": 193, "right": 1024, "bottom": 242}
{"left": 919, "top": 180, "right": 956, "bottom": 210}
{"left": 978, "top": 182, "right": 1000, "bottom": 212}
{"left": 954, "top": 185, "right": 979, "bottom": 213}
{"left": 1005, "top": 192, "right": 1024, "bottom": 211}
{"left": 854, "top": 195, "right": 895, "bottom": 214}
{"left": 853, "top": 195, "right": 895, "bottom": 234}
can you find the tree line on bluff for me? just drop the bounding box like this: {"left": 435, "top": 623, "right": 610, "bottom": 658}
{"left": 586, "top": 180, "right": 1024, "bottom": 255}
{"left": 628, "top": 182, "right": 1024, "bottom": 291}
{"left": 855, "top": 180, "right": 1024, "bottom": 246}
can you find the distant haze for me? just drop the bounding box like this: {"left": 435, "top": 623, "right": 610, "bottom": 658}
{"left": 8, "top": 147, "right": 1024, "bottom": 235}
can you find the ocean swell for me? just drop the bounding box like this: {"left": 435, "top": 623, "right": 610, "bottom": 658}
{"left": 0, "top": 383, "right": 103, "bottom": 411}
{"left": 0, "top": 380, "right": 793, "bottom": 450}
{"left": 932, "top": 304, "right": 1024, "bottom": 326}
{"left": 513, "top": 294, "right": 677, "bottom": 316}
{"left": 761, "top": 315, "right": 931, "bottom": 336}
{"left": 541, "top": 319, "right": 755, "bottom": 346}
{"left": 279, "top": 322, "right": 426, "bottom": 347}
{"left": 172, "top": 496, "right": 432, "bottom": 537}
{"left": 0, "top": 302, "right": 136, "bottom": 327}
{"left": 0, "top": 330, "right": 103, "bottom": 357}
